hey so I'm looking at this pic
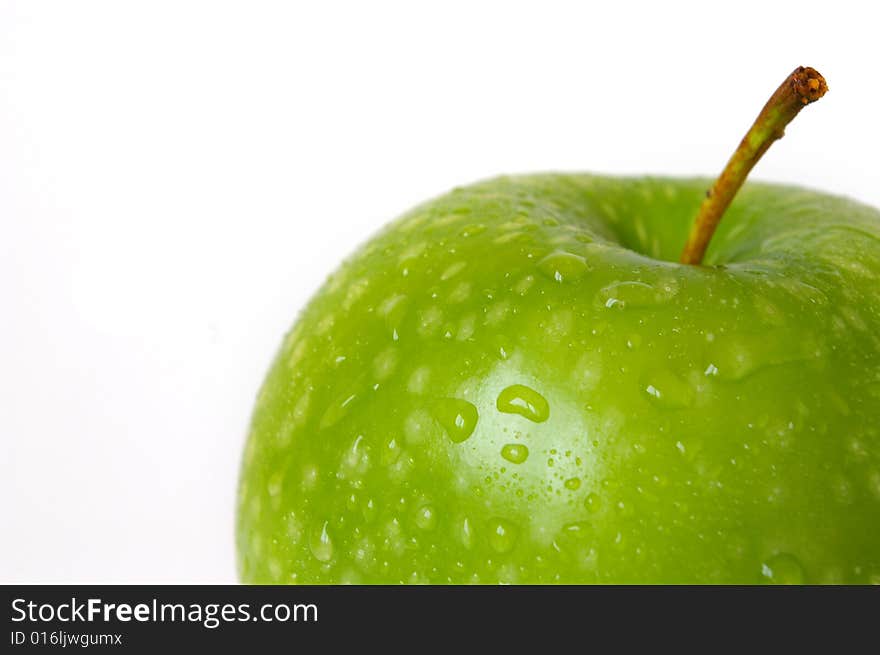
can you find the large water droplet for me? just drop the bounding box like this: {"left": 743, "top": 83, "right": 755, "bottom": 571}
{"left": 760, "top": 552, "right": 805, "bottom": 584}
{"left": 487, "top": 518, "right": 518, "bottom": 554}
{"left": 433, "top": 398, "right": 479, "bottom": 443}
{"left": 497, "top": 384, "right": 550, "bottom": 423}
{"left": 564, "top": 477, "right": 582, "bottom": 491}
{"left": 500, "top": 443, "right": 529, "bottom": 464}
{"left": 309, "top": 521, "right": 334, "bottom": 562}
{"left": 537, "top": 251, "right": 589, "bottom": 283}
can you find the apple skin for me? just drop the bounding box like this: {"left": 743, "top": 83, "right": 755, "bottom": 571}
{"left": 237, "top": 175, "right": 880, "bottom": 584}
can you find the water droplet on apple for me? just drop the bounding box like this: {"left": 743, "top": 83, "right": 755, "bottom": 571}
{"left": 760, "top": 552, "right": 805, "bottom": 584}
{"left": 414, "top": 504, "right": 437, "bottom": 530}
{"left": 352, "top": 537, "right": 375, "bottom": 571}
{"left": 378, "top": 293, "right": 407, "bottom": 327}
{"left": 514, "top": 274, "right": 536, "bottom": 296}
{"left": 460, "top": 516, "right": 475, "bottom": 549}
{"left": 560, "top": 521, "right": 592, "bottom": 542}
{"left": 641, "top": 370, "right": 694, "bottom": 408}
{"left": 341, "top": 434, "right": 371, "bottom": 475}
{"left": 487, "top": 518, "right": 518, "bottom": 554}
{"left": 564, "top": 477, "right": 582, "bottom": 491}
{"left": 380, "top": 435, "right": 402, "bottom": 465}
{"left": 309, "top": 521, "right": 334, "bottom": 562}
{"left": 597, "top": 280, "right": 658, "bottom": 309}
{"left": 301, "top": 464, "right": 319, "bottom": 490}
{"left": 432, "top": 398, "right": 479, "bottom": 443}
{"left": 362, "top": 497, "right": 377, "bottom": 523}
{"left": 500, "top": 443, "right": 529, "bottom": 464}
{"left": 319, "top": 392, "right": 357, "bottom": 429}
{"left": 710, "top": 329, "right": 818, "bottom": 381}
{"left": 497, "top": 384, "right": 550, "bottom": 423}
{"left": 537, "top": 251, "right": 588, "bottom": 283}
{"left": 584, "top": 492, "right": 601, "bottom": 513}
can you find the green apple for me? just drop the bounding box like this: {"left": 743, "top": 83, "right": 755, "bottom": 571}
{"left": 236, "top": 68, "right": 880, "bottom": 583}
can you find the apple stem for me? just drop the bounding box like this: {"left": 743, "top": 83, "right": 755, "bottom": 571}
{"left": 679, "top": 66, "right": 828, "bottom": 265}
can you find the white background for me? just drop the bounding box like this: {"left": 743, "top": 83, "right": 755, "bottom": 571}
{"left": 2, "top": 1, "right": 878, "bottom": 583}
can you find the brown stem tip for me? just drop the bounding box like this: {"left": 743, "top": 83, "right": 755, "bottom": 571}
{"left": 793, "top": 66, "right": 828, "bottom": 104}
{"left": 679, "top": 66, "right": 828, "bottom": 266}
